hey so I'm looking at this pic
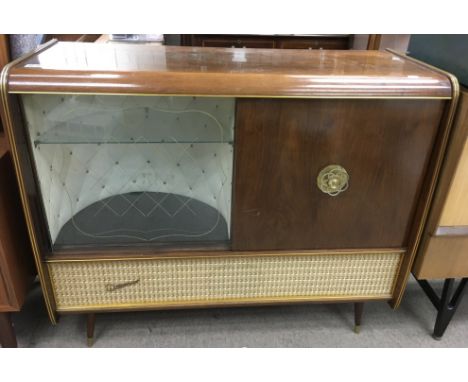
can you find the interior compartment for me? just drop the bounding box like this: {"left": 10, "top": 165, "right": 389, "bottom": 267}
{"left": 21, "top": 94, "right": 234, "bottom": 249}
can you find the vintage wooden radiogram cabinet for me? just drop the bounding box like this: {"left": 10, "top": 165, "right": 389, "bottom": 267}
{"left": 0, "top": 41, "right": 459, "bottom": 344}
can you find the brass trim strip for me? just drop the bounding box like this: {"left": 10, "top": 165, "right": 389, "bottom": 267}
{"left": 55, "top": 294, "right": 393, "bottom": 313}
{"left": 387, "top": 49, "right": 460, "bottom": 308}
{"left": 46, "top": 248, "right": 406, "bottom": 263}
{"left": 0, "top": 39, "right": 59, "bottom": 324}
{"left": 10, "top": 90, "right": 451, "bottom": 100}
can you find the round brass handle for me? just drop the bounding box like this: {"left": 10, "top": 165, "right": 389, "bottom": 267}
{"left": 317, "top": 165, "right": 349, "bottom": 196}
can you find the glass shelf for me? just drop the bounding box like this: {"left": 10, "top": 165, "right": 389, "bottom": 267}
{"left": 34, "top": 140, "right": 234, "bottom": 146}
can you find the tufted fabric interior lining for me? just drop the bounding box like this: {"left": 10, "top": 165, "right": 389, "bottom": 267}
{"left": 21, "top": 94, "right": 234, "bottom": 247}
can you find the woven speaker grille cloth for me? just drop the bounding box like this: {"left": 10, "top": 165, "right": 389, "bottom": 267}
{"left": 49, "top": 253, "right": 401, "bottom": 309}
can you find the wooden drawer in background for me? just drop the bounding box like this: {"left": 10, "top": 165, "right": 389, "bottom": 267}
{"left": 277, "top": 36, "right": 350, "bottom": 50}
{"left": 200, "top": 37, "right": 275, "bottom": 49}
{"left": 183, "top": 34, "right": 350, "bottom": 50}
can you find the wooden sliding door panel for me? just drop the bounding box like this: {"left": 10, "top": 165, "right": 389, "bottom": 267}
{"left": 232, "top": 99, "right": 444, "bottom": 251}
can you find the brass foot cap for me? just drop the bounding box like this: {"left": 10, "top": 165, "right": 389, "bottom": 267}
{"left": 354, "top": 325, "right": 361, "bottom": 334}
{"left": 87, "top": 337, "right": 94, "bottom": 347}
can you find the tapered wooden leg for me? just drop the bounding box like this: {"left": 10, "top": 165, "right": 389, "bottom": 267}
{"left": 86, "top": 313, "right": 96, "bottom": 347}
{"left": 354, "top": 302, "right": 364, "bottom": 334}
{"left": 0, "top": 312, "right": 18, "bottom": 348}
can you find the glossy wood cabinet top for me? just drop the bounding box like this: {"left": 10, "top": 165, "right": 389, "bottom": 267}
{"left": 3, "top": 41, "right": 452, "bottom": 98}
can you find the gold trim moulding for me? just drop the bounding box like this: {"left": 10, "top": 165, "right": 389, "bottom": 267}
{"left": 8, "top": 90, "right": 451, "bottom": 100}
{"left": 55, "top": 294, "right": 393, "bottom": 313}
{"left": 46, "top": 248, "right": 407, "bottom": 263}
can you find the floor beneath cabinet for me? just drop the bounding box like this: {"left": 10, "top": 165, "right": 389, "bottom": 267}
{"left": 11, "top": 276, "right": 468, "bottom": 347}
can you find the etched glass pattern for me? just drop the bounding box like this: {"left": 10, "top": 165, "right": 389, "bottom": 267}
{"left": 21, "top": 95, "right": 234, "bottom": 248}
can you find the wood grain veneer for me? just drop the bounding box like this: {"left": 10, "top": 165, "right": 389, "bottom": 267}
{"left": 0, "top": 92, "right": 57, "bottom": 322}
{"left": 367, "top": 35, "right": 382, "bottom": 50}
{"left": 6, "top": 42, "right": 451, "bottom": 98}
{"left": 0, "top": 42, "right": 458, "bottom": 324}
{"left": 438, "top": 138, "right": 468, "bottom": 226}
{"left": 0, "top": 150, "right": 34, "bottom": 313}
{"left": 0, "top": 35, "right": 35, "bottom": 328}
{"left": 413, "top": 87, "right": 468, "bottom": 280}
{"left": 232, "top": 98, "right": 444, "bottom": 250}
{"left": 414, "top": 234, "right": 468, "bottom": 279}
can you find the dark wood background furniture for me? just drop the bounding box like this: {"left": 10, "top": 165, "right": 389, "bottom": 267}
{"left": 0, "top": 41, "right": 458, "bottom": 345}
{"left": 0, "top": 34, "right": 35, "bottom": 348}
{"left": 413, "top": 89, "right": 468, "bottom": 280}
{"left": 409, "top": 35, "right": 468, "bottom": 339}
{"left": 0, "top": 147, "right": 35, "bottom": 347}
{"left": 366, "top": 34, "right": 382, "bottom": 50}
{"left": 412, "top": 87, "right": 468, "bottom": 339}
{"left": 180, "top": 34, "right": 351, "bottom": 50}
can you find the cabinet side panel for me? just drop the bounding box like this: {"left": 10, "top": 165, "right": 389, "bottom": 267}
{"left": 414, "top": 234, "right": 468, "bottom": 279}
{"left": 232, "top": 99, "right": 444, "bottom": 251}
{"left": 438, "top": 138, "right": 468, "bottom": 226}
{"left": 0, "top": 93, "right": 57, "bottom": 320}
{"left": 0, "top": 152, "right": 34, "bottom": 310}
{"left": 412, "top": 89, "right": 468, "bottom": 280}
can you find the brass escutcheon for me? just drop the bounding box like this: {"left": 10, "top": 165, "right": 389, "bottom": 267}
{"left": 317, "top": 165, "right": 349, "bottom": 196}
